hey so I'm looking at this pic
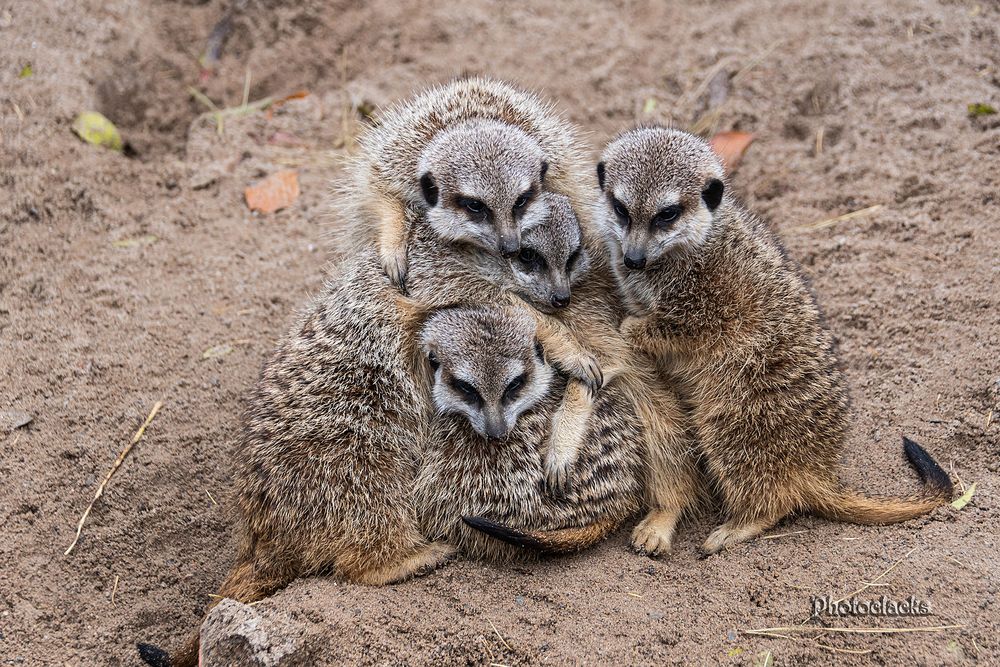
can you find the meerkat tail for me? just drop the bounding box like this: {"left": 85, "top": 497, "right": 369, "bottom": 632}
{"left": 463, "top": 516, "right": 618, "bottom": 553}
{"left": 812, "top": 437, "right": 954, "bottom": 524}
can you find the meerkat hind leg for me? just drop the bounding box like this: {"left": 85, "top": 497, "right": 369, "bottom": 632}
{"left": 631, "top": 507, "right": 683, "bottom": 557}
{"left": 702, "top": 519, "right": 776, "bottom": 555}
{"left": 350, "top": 542, "right": 456, "bottom": 586}
{"left": 544, "top": 379, "right": 594, "bottom": 495}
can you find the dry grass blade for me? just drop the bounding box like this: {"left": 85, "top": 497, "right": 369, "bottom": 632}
{"left": 65, "top": 400, "right": 163, "bottom": 555}
{"left": 815, "top": 643, "right": 874, "bottom": 655}
{"left": 787, "top": 204, "right": 884, "bottom": 233}
{"left": 745, "top": 624, "right": 962, "bottom": 636}
{"left": 761, "top": 529, "right": 808, "bottom": 540}
{"left": 488, "top": 619, "right": 513, "bottom": 651}
{"left": 833, "top": 546, "right": 917, "bottom": 604}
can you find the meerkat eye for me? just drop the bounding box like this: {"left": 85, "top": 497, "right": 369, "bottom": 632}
{"left": 652, "top": 205, "right": 683, "bottom": 230}
{"left": 427, "top": 350, "right": 440, "bottom": 371}
{"left": 449, "top": 378, "right": 482, "bottom": 405}
{"left": 457, "top": 196, "right": 487, "bottom": 217}
{"left": 566, "top": 247, "right": 582, "bottom": 271}
{"left": 502, "top": 374, "right": 526, "bottom": 402}
{"left": 512, "top": 189, "right": 534, "bottom": 211}
{"left": 611, "top": 197, "right": 630, "bottom": 223}
{"left": 518, "top": 248, "right": 538, "bottom": 264}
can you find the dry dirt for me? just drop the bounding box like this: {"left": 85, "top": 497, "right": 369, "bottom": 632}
{"left": 2, "top": 0, "right": 999, "bottom": 665}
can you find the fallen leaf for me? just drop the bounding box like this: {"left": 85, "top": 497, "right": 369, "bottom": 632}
{"left": 0, "top": 409, "right": 33, "bottom": 431}
{"left": 18, "top": 63, "right": 32, "bottom": 78}
{"left": 202, "top": 343, "right": 234, "bottom": 360}
{"left": 710, "top": 131, "right": 754, "bottom": 174}
{"left": 245, "top": 170, "right": 300, "bottom": 214}
{"left": 726, "top": 647, "right": 745, "bottom": 658}
{"left": 112, "top": 234, "right": 158, "bottom": 249}
{"left": 951, "top": 482, "right": 976, "bottom": 510}
{"left": 968, "top": 102, "right": 997, "bottom": 117}
{"left": 72, "top": 111, "right": 123, "bottom": 152}
{"left": 643, "top": 98, "right": 657, "bottom": 114}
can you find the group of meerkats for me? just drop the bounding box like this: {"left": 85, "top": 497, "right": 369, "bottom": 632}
{"left": 140, "top": 78, "right": 954, "bottom": 667}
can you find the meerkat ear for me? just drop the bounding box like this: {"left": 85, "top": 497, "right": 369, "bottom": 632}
{"left": 596, "top": 162, "right": 606, "bottom": 190}
{"left": 540, "top": 160, "right": 549, "bottom": 182}
{"left": 702, "top": 178, "right": 724, "bottom": 211}
{"left": 420, "top": 172, "right": 439, "bottom": 207}
{"left": 534, "top": 339, "right": 545, "bottom": 364}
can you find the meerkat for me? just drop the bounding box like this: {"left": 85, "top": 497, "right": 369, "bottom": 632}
{"left": 337, "top": 77, "right": 592, "bottom": 289}
{"left": 138, "top": 250, "right": 454, "bottom": 667}
{"left": 594, "top": 126, "right": 954, "bottom": 554}
{"left": 413, "top": 305, "right": 646, "bottom": 562}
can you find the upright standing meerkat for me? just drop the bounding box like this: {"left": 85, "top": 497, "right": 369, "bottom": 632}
{"left": 413, "top": 305, "right": 646, "bottom": 562}
{"left": 338, "top": 77, "right": 592, "bottom": 289}
{"left": 594, "top": 126, "right": 953, "bottom": 554}
{"left": 138, "top": 251, "right": 453, "bottom": 667}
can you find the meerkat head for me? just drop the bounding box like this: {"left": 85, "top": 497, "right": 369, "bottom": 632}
{"left": 509, "top": 192, "right": 590, "bottom": 313}
{"left": 417, "top": 120, "right": 549, "bottom": 259}
{"left": 595, "top": 127, "right": 726, "bottom": 270}
{"left": 420, "top": 306, "right": 553, "bottom": 440}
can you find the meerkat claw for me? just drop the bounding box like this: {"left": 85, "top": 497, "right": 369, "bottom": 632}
{"left": 380, "top": 247, "right": 410, "bottom": 295}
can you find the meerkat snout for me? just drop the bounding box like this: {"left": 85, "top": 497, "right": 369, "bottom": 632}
{"left": 595, "top": 127, "right": 727, "bottom": 269}
{"left": 421, "top": 306, "right": 553, "bottom": 440}
{"left": 416, "top": 120, "right": 549, "bottom": 259}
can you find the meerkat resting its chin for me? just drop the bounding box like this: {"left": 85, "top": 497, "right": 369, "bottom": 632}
{"left": 414, "top": 305, "right": 646, "bottom": 562}
{"left": 595, "top": 127, "right": 954, "bottom": 555}
{"left": 339, "top": 77, "right": 590, "bottom": 290}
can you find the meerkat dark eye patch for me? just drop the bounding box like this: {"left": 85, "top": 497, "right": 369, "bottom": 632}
{"left": 516, "top": 247, "right": 546, "bottom": 271}
{"left": 427, "top": 350, "right": 440, "bottom": 371}
{"left": 502, "top": 374, "right": 526, "bottom": 402}
{"left": 702, "top": 178, "right": 724, "bottom": 211}
{"left": 596, "top": 162, "right": 606, "bottom": 189}
{"left": 450, "top": 378, "right": 482, "bottom": 405}
{"left": 456, "top": 196, "right": 489, "bottom": 220}
{"left": 611, "top": 197, "right": 630, "bottom": 224}
{"left": 652, "top": 204, "right": 683, "bottom": 230}
{"left": 540, "top": 161, "right": 549, "bottom": 182}
{"left": 512, "top": 188, "right": 534, "bottom": 211}
{"left": 566, "top": 247, "right": 582, "bottom": 271}
{"left": 420, "top": 172, "right": 439, "bottom": 207}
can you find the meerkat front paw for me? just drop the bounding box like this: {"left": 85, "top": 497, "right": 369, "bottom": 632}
{"left": 380, "top": 244, "right": 410, "bottom": 294}
{"left": 543, "top": 446, "right": 577, "bottom": 497}
{"left": 630, "top": 512, "right": 676, "bottom": 558}
{"left": 566, "top": 351, "right": 603, "bottom": 392}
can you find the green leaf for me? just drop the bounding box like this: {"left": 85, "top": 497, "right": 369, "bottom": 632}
{"left": 71, "top": 111, "right": 124, "bottom": 151}
{"left": 18, "top": 63, "right": 32, "bottom": 78}
{"left": 968, "top": 103, "right": 997, "bottom": 117}
{"left": 643, "top": 97, "right": 657, "bottom": 114}
{"left": 951, "top": 482, "right": 976, "bottom": 510}
{"left": 202, "top": 343, "right": 234, "bottom": 360}
{"left": 112, "top": 234, "right": 158, "bottom": 248}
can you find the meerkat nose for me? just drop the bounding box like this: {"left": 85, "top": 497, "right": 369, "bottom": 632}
{"left": 498, "top": 233, "right": 520, "bottom": 258}
{"left": 551, "top": 293, "right": 570, "bottom": 309}
{"left": 624, "top": 251, "right": 647, "bottom": 270}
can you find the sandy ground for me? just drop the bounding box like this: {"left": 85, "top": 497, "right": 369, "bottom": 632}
{"left": 2, "top": 0, "right": 999, "bottom": 664}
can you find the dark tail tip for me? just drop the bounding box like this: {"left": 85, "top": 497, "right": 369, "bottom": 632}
{"left": 462, "top": 516, "right": 545, "bottom": 550}
{"left": 902, "top": 436, "right": 954, "bottom": 498}
{"left": 137, "top": 642, "right": 171, "bottom": 667}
